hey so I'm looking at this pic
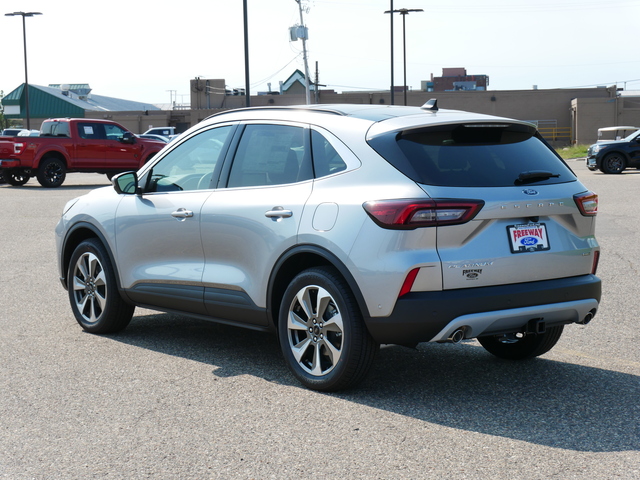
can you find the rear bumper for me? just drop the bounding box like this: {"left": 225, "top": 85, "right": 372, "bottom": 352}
{"left": 0, "top": 160, "right": 21, "bottom": 168}
{"left": 365, "top": 274, "right": 601, "bottom": 345}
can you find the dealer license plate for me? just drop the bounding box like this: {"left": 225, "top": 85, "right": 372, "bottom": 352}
{"left": 507, "top": 223, "right": 550, "bottom": 253}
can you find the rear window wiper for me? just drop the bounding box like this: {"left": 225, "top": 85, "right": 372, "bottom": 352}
{"left": 515, "top": 170, "right": 560, "bottom": 184}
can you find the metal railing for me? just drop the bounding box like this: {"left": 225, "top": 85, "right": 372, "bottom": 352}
{"left": 526, "top": 120, "right": 572, "bottom": 143}
{"left": 537, "top": 126, "right": 572, "bottom": 142}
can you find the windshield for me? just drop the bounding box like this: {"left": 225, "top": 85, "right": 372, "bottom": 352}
{"left": 624, "top": 129, "right": 640, "bottom": 141}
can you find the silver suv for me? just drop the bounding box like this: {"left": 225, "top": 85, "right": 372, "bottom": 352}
{"left": 56, "top": 103, "right": 601, "bottom": 391}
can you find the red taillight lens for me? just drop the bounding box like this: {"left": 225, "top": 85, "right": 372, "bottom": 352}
{"left": 574, "top": 191, "right": 598, "bottom": 216}
{"left": 363, "top": 198, "right": 484, "bottom": 229}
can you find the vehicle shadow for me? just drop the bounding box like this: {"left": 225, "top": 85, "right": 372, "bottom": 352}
{"left": 107, "top": 312, "right": 639, "bottom": 454}
{"left": 0, "top": 183, "right": 108, "bottom": 191}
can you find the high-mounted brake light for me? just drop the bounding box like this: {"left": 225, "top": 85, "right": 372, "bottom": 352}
{"left": 574, "top": 191, "right": 598, "bottom": 216}
{"left": 363, "top": 199, "right": 484, "bottom": 229}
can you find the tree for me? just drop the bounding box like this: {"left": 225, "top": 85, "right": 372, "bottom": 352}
{"left": 0, "top": 90, "right": 8, "bottom": 130}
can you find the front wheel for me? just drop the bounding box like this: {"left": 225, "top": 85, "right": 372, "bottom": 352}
{"left": 37, "top": 157, "right": 66, "bottom": 187}
{"left": 278, "top": 267, "right": 378, "bottom": 391}
{"left": 2, "top": 168, "right": 30, "bottom": 186}
{"left": 478, "top": 325, "right": 564, "bottom": 360}
{"left": 68, "top": 238, "right": 134, "bottom": 333}
{"left": 600, "top": 153, "right": 626, "bottom": 174}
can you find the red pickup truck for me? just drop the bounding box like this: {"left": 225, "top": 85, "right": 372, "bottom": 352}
{"left": 0, "top": 118, "right": 166, "bottom": 187}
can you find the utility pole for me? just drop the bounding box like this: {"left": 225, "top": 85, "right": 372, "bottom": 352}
{"left": 166, "top": 90, "right": 176, "bottom": 109}
{"left": 313, "top": 61, "right": 326, "bottom": 104}
{"left": 294, "top": 0, "right": 311, "bottom": 105}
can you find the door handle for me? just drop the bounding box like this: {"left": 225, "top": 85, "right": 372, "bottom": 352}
{"left": 265, "top": 206, "right": 293, "bottom": 219}
{"left": 171, "top": 208, "right": 194, "bottom": 219}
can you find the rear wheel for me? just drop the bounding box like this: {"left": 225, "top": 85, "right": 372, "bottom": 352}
{"left": 478, "top": 326, "right": 564, "bottom": 360}
{"left": 278, "top": 267, "right": 378, "bottom": 391}
{"left": 2, "top": 168, "right": 30, "bottom": 186}
{"left": 37, "top": 157, "right": 66, "bottom": 187}
{"left": 600, "top": 153, "right": 626, "bottom": 174}
{"left": 68, "top": 239, "right": 134, "bottom": 333}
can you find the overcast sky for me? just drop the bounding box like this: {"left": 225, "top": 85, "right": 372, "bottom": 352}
{"left": 2, "top": 0, "right": 639, "bottom": 106}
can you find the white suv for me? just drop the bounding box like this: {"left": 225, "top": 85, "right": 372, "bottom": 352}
{"left": 56, "top": 103, "right": 601, "bottom": 391}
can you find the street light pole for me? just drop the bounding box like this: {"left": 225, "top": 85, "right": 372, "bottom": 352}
{"left": 384, "top": 8, "right": 422, "bottom": 106}
{"left": 243, "top": 0, "right": 250, "bottom": 107}
{"left": 5, "top": 11, "right": 42, "bottom": 130}
{"left": 388, "top": 1, "right": 394, "bottom": 105}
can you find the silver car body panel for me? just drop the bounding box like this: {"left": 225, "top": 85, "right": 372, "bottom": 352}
{"left": 199, "top": 180, "right": 313, "bottom": 308}
{"left": 115, "top": 190, "right": 212, "bottom": 288}
{"left": 422, "top": 183, "right": 597, "bottom": 290}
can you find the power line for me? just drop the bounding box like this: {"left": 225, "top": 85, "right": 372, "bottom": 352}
{"left": 249, "top": 53, "right": 303, "bottom": 89}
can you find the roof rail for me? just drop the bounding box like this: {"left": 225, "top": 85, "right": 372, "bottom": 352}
{"left": 205, "top": 105, "right": 345, "bottom": 121}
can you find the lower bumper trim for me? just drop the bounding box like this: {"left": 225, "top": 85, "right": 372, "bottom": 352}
{"left": 365, "top": 274, "right": 601, "bottom": 345}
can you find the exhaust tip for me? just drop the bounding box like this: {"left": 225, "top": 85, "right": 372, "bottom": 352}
{"left": 577, "top": 309, "right": 596, "bottom": 325}
{"left": 448, "top": 328, "right": 466, "bottom": 344}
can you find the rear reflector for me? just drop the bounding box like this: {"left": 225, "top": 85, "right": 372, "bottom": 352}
{"left": 591, "top": 250, "right": 600, "bottom": 275}
{"left": 363, "top": 198, "right": 484, "bottom": 229}
{"left": 399, "top": 268, "right": 420, "bottom": 297}
{"left": 574, "top": 191, "right": 598, "bottom": 216}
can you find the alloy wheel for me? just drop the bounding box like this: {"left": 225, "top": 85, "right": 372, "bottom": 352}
{"left": 72, "top": 251, "right": 107, "bottom": 324}
{"left": 286, "top": 285, "right": 344, "bottom": 376}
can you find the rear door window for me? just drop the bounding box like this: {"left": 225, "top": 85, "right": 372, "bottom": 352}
{"left": 368, "top": 123, "right": 576, "bottom": 187}
{"left": 77, "top": 122, "right": 106, "bottom": 140}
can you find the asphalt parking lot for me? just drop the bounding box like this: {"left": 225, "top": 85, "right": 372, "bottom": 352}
{"left": 0, "top": 162, "right": 638, "bottom": 479}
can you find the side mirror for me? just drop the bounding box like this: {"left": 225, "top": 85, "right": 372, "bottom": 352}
{"left": 121, "top": 132, "right": 136, "bottom": 144}
{"left": 112, "top": 171, "right": 139, "bottom": 195}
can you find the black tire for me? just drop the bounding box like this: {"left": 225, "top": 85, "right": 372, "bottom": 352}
{"left": 600, "top": 153, "right": 626, "bottom": 174}
{"left": 278, "top": 267, "right": 379, "bottom": 392}
{"left": 2, "top": 168, "right": 30, "bottom": 186}
{"left": 478, "top": 325, "right": 564, "bottom": 360}
{"left": 36, "top": 157, "right": 66, "bottom": 187}
{"left": 68, "top": 238, "right": 134, "bottom": 334}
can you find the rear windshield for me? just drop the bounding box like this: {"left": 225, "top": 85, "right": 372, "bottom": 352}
{"left": 40, "top": 121, "right": 70, "bottom": 137}
{"left": 368, "top": 123, "right": 575, "bottom": 187}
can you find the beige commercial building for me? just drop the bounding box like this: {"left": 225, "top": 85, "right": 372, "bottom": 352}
{"left": 5, "top": 77, "right": 638, "bottom": 146}
{"left": 181, "top": 79, "right": 638, "bottom": 146}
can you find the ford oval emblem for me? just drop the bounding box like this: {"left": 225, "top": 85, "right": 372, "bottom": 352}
{"left": 523, "top": 189, "right": 538, "bottom": 196}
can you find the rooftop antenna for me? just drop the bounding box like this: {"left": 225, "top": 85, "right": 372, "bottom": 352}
{"left": 421, "top": 98, "right": 438, "bottom": 111}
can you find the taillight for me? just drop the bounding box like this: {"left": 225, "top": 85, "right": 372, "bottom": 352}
{"left": 574, "top": 191, "right": 598, "bottom": 216}
{"left": 14, "top": 142, "right": 24, "bottom": 154}
{"left": 363, "top": 198, "right": 484, "bottom": 229}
